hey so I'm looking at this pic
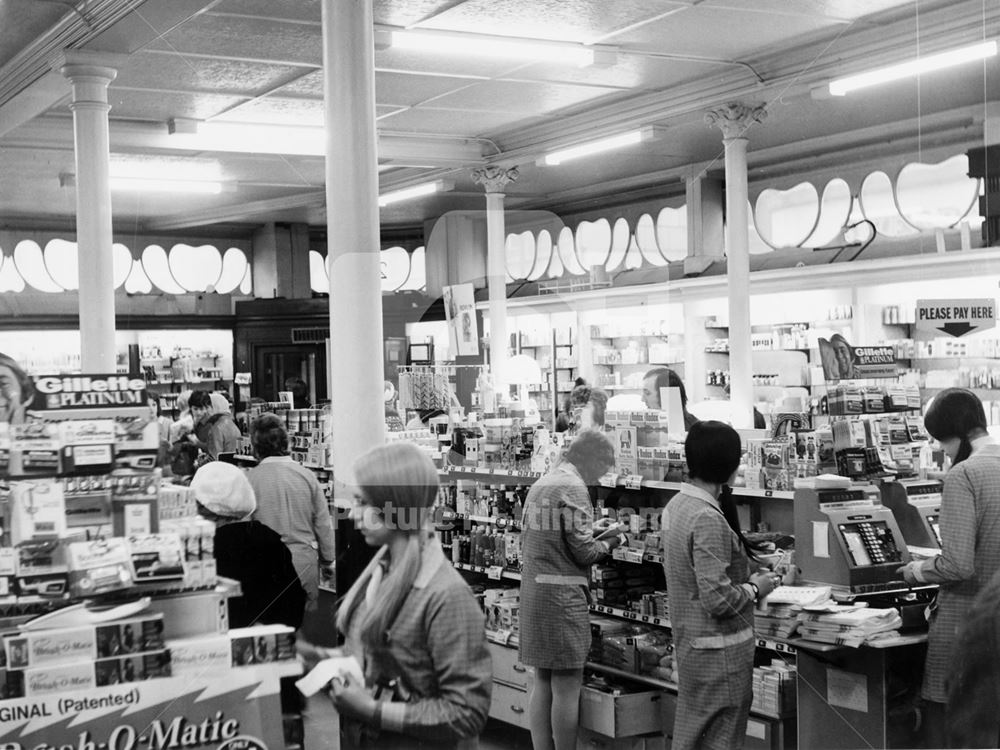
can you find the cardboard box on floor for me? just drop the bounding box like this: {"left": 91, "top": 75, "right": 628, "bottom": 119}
{"left": 579, "top": 685, "right": 663, "bottom": 737}
{"left": 576, "top": 729, "right": 669, "bottom": 750}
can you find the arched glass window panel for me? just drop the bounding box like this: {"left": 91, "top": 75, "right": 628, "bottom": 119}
{"left": 896, "top": 155, "right": 981, "bottom": 230}
{"left": 754, "top": 182, "right": 819, "bottom": 248}
{"left": 804, "top": 179, "right": 852, "bottom": 247}
{"left": 506, "top": 231, "right": 535, "bottom": 281}
{"left": 529, "top": 231, "right": 552, "bottom": 281}
{"left": 309, "top": 250, "right": 329, "bottom": 293}
{"left": 381, "top": 246, "right": 411, "bottom": 292}
{"left": 557, "top": 226, "right": 585, "bottom": 276}
{"left": 400, "top": 246, "right": 426, "bottom": 291}
{"left": 635, "top": 214, "right": 659, "bottom": 265}
{"left": 860, "top": 171, "right": 917, "bottom": 237}
{"left": 624, "top": 234, "right": 643, "bottom": 270}
{"left": 607, "top": 218, "right": 630, "bottom": 271}
{"left": 142, "top": 245, "right": 186, "bottom": 294}
{"left": 215, "top": 247, "right": 249, "bottom": 294}
{"left": 656, "top": 206, "right": 687, "bottom": 262}
{"left": 575, "top": 219, "right": 611, "bottom": 271}
{"left": 547, "top": 236, "right": 565, "bottom": 278}
{"left": 239, "top": 266, "right": 252, "bottom": 295}
{"left": 170, "top": 244, "right": 222, "bottom": 292}
{"left": 123, "top": 260, "right": 152, "bottom": 294}
{"left": 112, "top": 243, "right": 132, "bottom": 289}
{"left": 747, "top": 212, "right": 772, "bottom": 255}
{"left": 0, "top": 255, "right": 25, "bottom": 292}
{"left": 14, "top": 240, "right": 62, "bottom": 292}
{"left": 44, "top": 239, "right": 79, "bottom": 290}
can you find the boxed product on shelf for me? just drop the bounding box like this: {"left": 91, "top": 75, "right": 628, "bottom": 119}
{"left": 166, "top": 624, "right": 296, "bottom": 676}
{"left": 6, "top": 648, "right": 171, "bottom": 697}
{"left": 8, "top": 422, "right": 61, "bottom": 476}
{"left": 751, "top": 661, "right": 796, "bottom": 716}
{"left": 579, "top": 681, "right": 664, "bottom": 738}
{"left": 58, "top": 419, "right": 116, "bottom": 474}
{"left": 111, "top": 469, "right": 161, "bottom": 536}
{"left": 65, "top": 537, "right": 134, "bottom": 596}
{"left": 157, "top": 482, "right": 197, "bottom": 520}
{"left": 0, "top": 547, "right": 15, "bottom": 597}
{"left": 6, "top": 479, "right": 67, "bottom": 543}
{"left": 126, "top": 533, "right": 187, "bottom": 584}
{"left": 3, "top": 612, "right": 165, "bottom": 669}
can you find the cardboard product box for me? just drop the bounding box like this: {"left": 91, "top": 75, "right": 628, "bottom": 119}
{"left": 58, "top": 419, "right": 116, "bottom": 475}
{"left": 614, "top": 427, "right": 638, "bottom": 476}
{"left": 9, "top": 422, "right": 61, "bottom": 477}
{"left": 65, "top": 537, "right": 134, "bottom": 596}
{"left": 575, "top": 728, "right": 645, "bottom": 750}
{"left": 579, "top": 684, "right": 664, "bottom": 738}
{"left": 7, "top": 480, "right": 66, "bottom": 543}
{"left": 228, "top": 625, "right": 297, "bottom": 667}
{"left": 127, "top": 533, "right": 186, "bottom": 583}
{"left": 3, "top": 612, "right": 164, "bottom": 669}
{"left": 12, "top": 648, "right": 171, "bottom": 696}
{"left": 111, "top": 469, "right": 161, "bottom": 536}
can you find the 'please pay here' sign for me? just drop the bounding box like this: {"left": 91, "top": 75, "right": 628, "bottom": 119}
{"left": 916, "top": 298, "right": 996, "bottom": 338}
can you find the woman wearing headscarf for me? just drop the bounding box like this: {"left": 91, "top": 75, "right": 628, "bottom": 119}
{"left": 328, "top": 441, "right": 491, "bottom": 748}
{"left": 897, "top": 388, "right": 1000, "bottom": 747}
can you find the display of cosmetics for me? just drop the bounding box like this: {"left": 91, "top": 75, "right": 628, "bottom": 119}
{"left": 443, "top": 482, "right": 528, "bottom": 521}
{"left": 638, "top": 591, "right": 669, "bottom": 620}
{"left": 448, "top": 528, "right": 522, "bottom": 570}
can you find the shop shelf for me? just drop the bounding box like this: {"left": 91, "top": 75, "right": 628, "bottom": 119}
{"left": 442, "top": 466, "right": 543, "bottom": 483}
{"left": 453, "top": 561, "right": 522, "bottom": 581}
{"left": 589, "top": 603, "right": 671, "bottom": 630}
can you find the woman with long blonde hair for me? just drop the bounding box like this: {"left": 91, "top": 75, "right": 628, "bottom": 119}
{"left": 329, "top": 441, "right": 491, "bottom": 748}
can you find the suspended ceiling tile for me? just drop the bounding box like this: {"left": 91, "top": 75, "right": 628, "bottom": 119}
{"left": 702, "top": 0, "right": 918, "bottom": 24}
{"left": 275, "top": 70, "right": 324, "bottom": 98}
{"left": 506, "top": 56, "right": 734, "bottom": 91}
{"left": 414, "top": 0, "right": 696, "bottom": 44}
{"left": 148, "top": 14, "right": 323, "bottom": 66}
{"left": 104, "top": 90, "right": 247, "bottom": 122}
{"left": 213, "top": 97, "right": 325, "bottom": 127}
{"left": 374, "top": 47, "right": 523, "bottom": 79}
{"left": 611, "top": 5, "right": 842, "bottom": 59}
{"left": 374, "top": 0, "right": 473, "bottom": 27}
{"left": 114, "top": 51, "right": 314, "bottom": 97}
{"left": 375, "top": 71, "right": 479, "bottom": 107}
{"left": 422, "top": 79, "right": 626, "bottom": 114}
{"left": 210, "top": 0, "right": 321, "bottom": 23}
{"left": 376, "top": 107, "right": 549, "bottom": 137}
{"left": 0, "top": 3, "right": 67, "bottom": 69}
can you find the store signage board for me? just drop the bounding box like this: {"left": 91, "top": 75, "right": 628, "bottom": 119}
{"left": 0, "top": 670, "right": 284, "bottom": 750}
{"left": 915, "top": 298, "right": 996, "bottom": 337}
{"left": 817, "top": 337, "right": 897, "bottom": 381}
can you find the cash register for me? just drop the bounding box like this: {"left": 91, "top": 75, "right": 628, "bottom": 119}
{"left": 880, "top": 478, "right": 942, "bottom": 548}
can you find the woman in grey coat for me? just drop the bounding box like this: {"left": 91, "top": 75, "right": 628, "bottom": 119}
{"left": 898, "top": 388, "right": 1000, "bottom": 748}
{"left": 519, "top": 430, "right": 627, "bottom": 750}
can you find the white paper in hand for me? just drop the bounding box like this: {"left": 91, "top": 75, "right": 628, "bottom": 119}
{"left": 296, "top": 655, "right": 365, "bottom": 696}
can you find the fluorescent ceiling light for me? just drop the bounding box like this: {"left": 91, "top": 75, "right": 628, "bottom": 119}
{"left": 168, "top": 118, "right": 326, "bottom": 156}
{"left": 540, "top": 125, "right": 665, "bottom": 166}
{"left": 379, "top": 180, "right": 453, "bottom": 206}
{"left": 388, "top": 29, "right": 596, "bottom": 67}
{"left": 828, "top": 40, "right": 998, "bottom": 96}
{"left": 110, "top": 177, "right": 224, "bottom": 194}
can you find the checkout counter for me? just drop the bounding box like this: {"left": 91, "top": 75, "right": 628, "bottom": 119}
{"left": 791, "top": 484, "right": 936, "bottom": 749}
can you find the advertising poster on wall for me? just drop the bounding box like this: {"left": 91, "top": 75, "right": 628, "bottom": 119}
{"left": 0, "top": 671, "right": 285, "bottom": 750}
{"left": 817, "top": 335, "right": 897, "bottom": 381}
{"left": 443, "top": 283, "right": 480, "bottom": 357}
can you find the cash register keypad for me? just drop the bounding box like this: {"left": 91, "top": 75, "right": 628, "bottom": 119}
{"left": 839, "top": 520, "right": 904, "bottom": 566}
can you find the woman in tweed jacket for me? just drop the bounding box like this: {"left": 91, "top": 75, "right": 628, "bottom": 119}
{"left": 898, "top": 388, "right": 1000, "bottom": 748}
{"left": 662, "top": 421, "right": 777, "bottom": 750}
{"left": 519, "top": 430, "right": 627, "bottom": 750}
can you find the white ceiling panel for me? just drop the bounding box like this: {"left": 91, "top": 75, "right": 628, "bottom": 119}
{"left": 374, "top": 71, "right": 480, "bottom": 107}
{"left": 374, "top": 47, "right": 527, "bottom": 79}
{"left": 703, "top": 0, "right": 917, "bottom": 24}
{"left": 374, "top": 0, "right": 471, "bottom": 28}
{"left": 421, "top": 79, "right": 627, "bottom": 114}
{"left": 503, "top": 56, "right": 737, "bottom": 92}
{"left": 211, "top": 0, "right": 321, "bottom": 23}
{"left": 376, "top": 107, "right": 550, "bottom": 137}
{"left": 212, "top": 97, "right": 325, "bottom": 127}
{"left": 104, "top": 90, "right": 247, "bottom": 122}
{"left": 113, "top": 51, "right": 313, "bottom": 97}
{"left": 148, "top": 13, "right": 323, "bottom": 65}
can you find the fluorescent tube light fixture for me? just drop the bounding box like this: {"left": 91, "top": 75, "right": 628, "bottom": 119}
{"left": 828, "top": 40, "right": 997, "bottom": 96}
{"left": 386, "top": 29, "right": 599, "bottom": 67}
{"left": 60, "top": 173, "right": 226, "bottom": 194}
{"left": 540, "top": 125, "right": 665, "bottom": 166}
{"left": 379, "top": 180, "right": 454, "bottom": 206}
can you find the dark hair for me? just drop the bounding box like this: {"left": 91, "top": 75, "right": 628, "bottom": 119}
{"left": 925, "top": 388, "right": 988, "bottom": 465}
{"left": 251, "top": 413, "right": 289, "bottom": 458}
{"left": 188, "top": 390, "right": 212, "bottom": 410}
{"left": 563, "top": 429, "right": 615, "bottom": 485}
{"left": 685, "top": 421, "right": 763, "bottom": 560}
{"left": 643, "top": 367, "right": 688, "bottom": 408}
{"left": 566, "top": 385, "right": 609, "bottom": 427}
{"left": 284, "top": 376, "right": 307, "bottom": 396}
{"left": 0, "top": 351, "right": 35, "bottom": 402}
{"left": 418, "top": 408, "right": 446, "bottom": 424}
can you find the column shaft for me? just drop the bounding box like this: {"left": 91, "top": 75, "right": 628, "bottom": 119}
{"left": 321, "top": 0, "right": 385, "bottom": 487}
{"left": 724, "top": 136, "right": 753, "bottom": 429}
{"left": 485, "top": 191, "right": 507, "bottom": 389}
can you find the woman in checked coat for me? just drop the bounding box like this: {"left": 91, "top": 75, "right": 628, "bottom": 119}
{"left": 662, "top": 421, "right": 777, "bottom": 750}
{"left": 898, "top": 388, "right": 1000, "bottom": 748}
{"left": 519, "top": 430, "right": 627, "bottom": 750}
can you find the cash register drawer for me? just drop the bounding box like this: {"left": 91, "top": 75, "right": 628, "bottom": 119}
{"left": 488, "top": 642, "right": 530, "bottom": 690}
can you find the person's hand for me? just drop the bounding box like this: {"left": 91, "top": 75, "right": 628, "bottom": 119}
{"left": 896, "top": 563, "right": 919, "bottom": 586}
{"left": 605, "top": 533, "right": 628, "bottom": 551}
{"left": 296, "top": 640, "right": 340, "bottom": 671}
{"left": 593, "top": 517, "right": 614, "bottom": 534}
{"left": 330, "top": 676, "right": 375, "bottom": 722}
{"left": 749, "top": 570, "right": 778, "bottom": 600}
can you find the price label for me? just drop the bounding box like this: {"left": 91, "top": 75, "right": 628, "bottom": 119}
{"left": 641, "top": 615, "right": 650, "bottom": 622}
{"left": 598, "top": 473, "right": 620, "bottom": 488}
{"left": 495, "top": 517, "right": 507, "bottom": 528}
{"left": 764, "top": 490, "right": 774, "bottom": 497}
{"left": 441, "top": 510, "right": 456, "bottom": 521}
{"left": 486, "top": 565, "right": 504, "bottom": 580}
{"left": 624, "top": 475, "right": 644, "bottom": 490}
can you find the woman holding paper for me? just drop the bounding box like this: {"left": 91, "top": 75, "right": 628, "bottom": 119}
{"left": 663, "top": 421, "right": 777, "bottom": 750}
{"left": 519, "top": 429, "right": 627, "bottom": 750}
{"left": 329, "top": 441, "right": 491, "bottom": 748}
{"left": 897, "top": 388, "right": 1000, "bottom": 747}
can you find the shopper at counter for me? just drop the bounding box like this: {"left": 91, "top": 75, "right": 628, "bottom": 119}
{"left": 331, "top": 441, "right": 491, "bottom": 748}
{"left": 519, "top": 429, "right": 627, "bottom": 750}
{"left": 642, "top": 367, "right": 699, "bottom": 430}
{"left": 247, "top": 413, "right": 335, "bottom": 612}
{"left": 188, "top": 389, "right": 241, "bottom": 459}
{"left": 897, "top": 388, "right": 1000, "bottom": 747}
{"left": 554, "top": 383, "right": 608, "bottom": 434}
{"left": 191, "top": 461, "right": 306, "bottom": 629}
{"left": 663, "top": 421, "right": 777, "bottom": 750}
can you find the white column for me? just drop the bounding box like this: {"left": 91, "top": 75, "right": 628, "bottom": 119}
{"left": 706, "top": 103, "right": 767, "bottom": 429}
{"left": 58, "top": 51, "right": 125, "bottom": 372}
{"left": 472, "top": 166, "right": 519, "bottom": 392}
{"left": 321, "top": 0, "right": 384, "bottom": 488}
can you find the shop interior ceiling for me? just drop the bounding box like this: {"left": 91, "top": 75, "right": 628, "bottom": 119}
{"left": 0, "top": 0, "right": 996, "bottom": 238}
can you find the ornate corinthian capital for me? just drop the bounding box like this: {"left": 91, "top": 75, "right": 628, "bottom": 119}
{"left": 472, "top": 166, "right": 520, "bottom": 194}
{"left": 705, "top": 102, "right": 768, "bottom": 140}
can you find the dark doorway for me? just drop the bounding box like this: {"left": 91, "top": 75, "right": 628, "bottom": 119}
{"left": 253, "top": 344, "right": 328, "bottom": 405}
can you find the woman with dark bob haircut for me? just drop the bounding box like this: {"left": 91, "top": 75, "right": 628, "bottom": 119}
{"left": 519, "top": 429, "right": 627, "bottom": 749}
{"left": 662, "top": 421, "right": 777, "bottom": 750}
{"left": 897, "top": 388, "right": 1000, "bottom": 747}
